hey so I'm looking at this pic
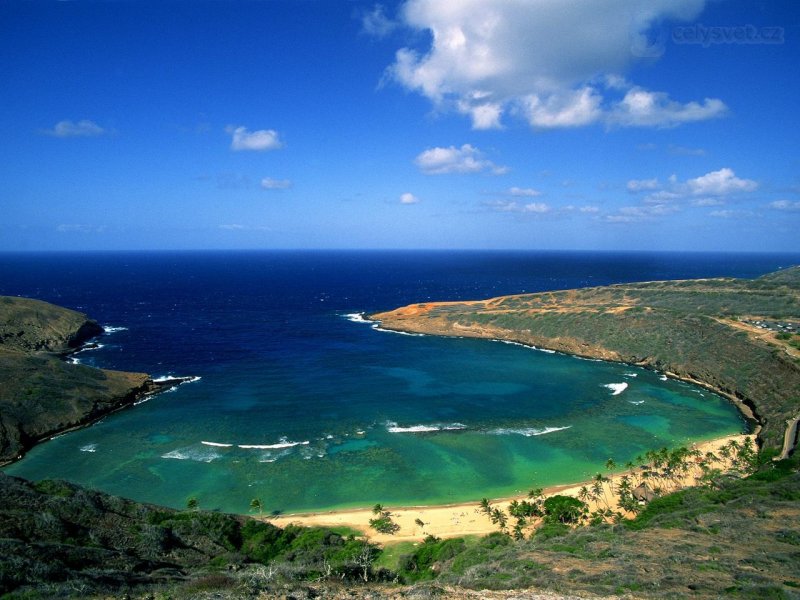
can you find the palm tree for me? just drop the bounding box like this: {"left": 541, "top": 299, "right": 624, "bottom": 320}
{"left": 186, "top": 497, "right": 199, "bottom": 511}
{"left": 479, "top": 498, "right": 491, "bottom": 516}
{"left": 605, "top": 458, "right": 617, "bottom": 471}
{"left": 372, "top": 503, "right": 384, "bottom": 515}
{"left": 249, "top": 498, "right": 263, "bottom": 515}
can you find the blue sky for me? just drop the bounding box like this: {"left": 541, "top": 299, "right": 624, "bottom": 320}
{"left": 1, "top": 0, "right": 798, "bottom": 252}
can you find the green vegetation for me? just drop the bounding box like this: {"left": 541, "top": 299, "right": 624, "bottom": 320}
{"left": 389, "top": 456, "right": 800, "bottom": 597}
{"left": 0, "top": 473, "right": 388, "bottom": 598}
{"left": 0, "top": 296, "right": 153, "bottom": 464}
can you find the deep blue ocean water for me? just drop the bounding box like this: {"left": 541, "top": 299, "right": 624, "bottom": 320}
{"left": 2, "top": 250, "right": 797, "bottom": 513}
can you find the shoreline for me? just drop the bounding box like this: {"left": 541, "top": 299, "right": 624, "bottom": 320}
{"left": 268, "top": 433, "right": 752, "bottom": 544}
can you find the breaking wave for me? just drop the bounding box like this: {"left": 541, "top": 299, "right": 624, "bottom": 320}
{"left": 603, "top": 382, "right": 628, "bottom": 395}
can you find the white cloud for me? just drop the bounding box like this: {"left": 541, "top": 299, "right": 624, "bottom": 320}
{"left": 509, "top": 187, "right": 542, "bottom": 197}
{"left": 605, "top": 203, "right": 679, "bottom": 222}
{"left": 400, "top": 192, "right": 420, "bottom": 204}
{"left": 227, "top": 125, "right": 283, "bottom": 151}
{"left": 686, "top": 168, "right": 757, "bottom": 196}
{"left": 44, "top": 119, "right": 107, "bottom": 137}
{"left": 522, "top": 87, "right": 602, "bottom": 129}
{"left": 643, "top": 190, "right": 682, "bottom": 204}
{"left": 414, "top": 144, "right": 508, "bottom": 175}
{"left": 691, "top": 197, "right": 725, "bottom": 207}
{"left": 770, "top": 200, "right": 800, "bottom": 211}
{"left": 609, "top": 88, "right": 726, "bottom": 128}
{"left": 362, "top": 4, "right": 398, "bottom": 37}
{"left": 580, "top": 205, "right": 600, "bottom": 213}
{"left": 627, "top": 178, "right": 659, "bottom": 192}
{"left": 458, "top": 96, "right": 504, "bottom": 129}
{"left": 388, "top": 0, "right": 723, "bottom": 130}
{"left": 607, "top": 167, "right": 758, "bottom": 223}
{"left": 261, "top": 177, "right": 292, "bottom": 190}
{"left": 489, "top": 200, "right": 550, "bottom": 213}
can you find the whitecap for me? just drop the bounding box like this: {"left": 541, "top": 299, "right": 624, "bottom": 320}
{"left": 624, "top": 372, "right": 639, "bottom": 378}
{"left": 201, "top": 441, "right": 233, "bottom": 448}
{"left": 659, "top": 375, "right": 668, "bottom": 381}
{"left": 493, "top": 339, "right": 556, "bottom": 354}
{"left": 153, "top": 375, "right": 201, "bottom": 384}
{"left": 489, "top": 425, "right": 571, "bottom": 437}
{"left": 386, "top": 422, "right": 467, "bottom": 433}
{"left": 80, "top": 443, "right": 98, "bottom": 453}
{"left": 161, "top": 447, "right": 220, "bottom": 463}
{"left": 239, "top": 438, "right": 310, "bottom": 450}
{"left": 75, "top": 343, "right": 104, "bottom": 353}
{"left": 604, "top": 383, "right": 629, "bottom": 396}
{"left": 102, "top": 326, "right": 128, "bottom": 334}
{"left": 373, "top": 326, "right": 426, "bottom": 337}
{"left": 628, "top": 400, "right": 645, "bottom": 405}
{"left": 343, "top": 312, "right": 371, "bottom": 323}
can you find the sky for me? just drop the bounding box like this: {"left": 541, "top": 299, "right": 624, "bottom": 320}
{"left": 1, "top": 0, "right": 799, "bottom": 252}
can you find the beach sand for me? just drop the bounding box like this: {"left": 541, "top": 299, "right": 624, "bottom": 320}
{"left": 268, "top": 434, "right": 752, "bottom": 544}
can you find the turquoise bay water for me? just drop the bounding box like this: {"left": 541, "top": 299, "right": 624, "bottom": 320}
{"left": 0, "top": 251, "right": 771, "bottom": 514}
{"left": 7, "top": 323, "right": 744, "bottom": 514}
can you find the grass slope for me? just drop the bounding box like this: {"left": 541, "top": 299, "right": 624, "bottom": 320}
{"left": 0, "top": 296, "right": 152, "bottom": 464}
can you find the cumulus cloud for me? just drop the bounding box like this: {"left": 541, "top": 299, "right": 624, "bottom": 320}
{"left": 43, "top": 120, "right": 107, "bottom": 137}
{"left": 387, "top": 0, "right": 725, "bottom": 130}
{"left": 414, "top": 144, "right": 508, "bottom": 175}
{"left": 400, "top": 192, "right": 420, "bottom": 204}
{"left": 608, "top": 88, "right": 726, "bottom": 128}
{"left": 261, "top": 177, "right": 292, "bottom": 190}
{"left": 509, "top": 187, "right": 542, "bottom": 197}
{"left": 686, "top": 168, "right": 757, "bottom": 195}
{"left": 522, "top": 87, "right": 603, "bottom": 129}
{"left": 607, "top": 167, "right": 758, "bottom": 223}
{"left": 227, "top": 125, "right": 283, "bottom": 151}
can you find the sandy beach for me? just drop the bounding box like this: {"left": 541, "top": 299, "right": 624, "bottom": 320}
{"left": 268, "top": 433, "right": 753, "bottom": 544}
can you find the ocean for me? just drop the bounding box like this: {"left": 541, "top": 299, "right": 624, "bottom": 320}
{"left": 2, "top": 250, "right": 797, "bottom": 514}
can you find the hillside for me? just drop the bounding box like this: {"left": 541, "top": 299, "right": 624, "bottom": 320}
{"left": 372, "top": 267, "right": 800, "bottom": 454}
{"left": 0, "top": 296, "right": 166, "bottom": 464}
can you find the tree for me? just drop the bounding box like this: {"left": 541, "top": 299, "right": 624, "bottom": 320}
{"left": 249, "top": 498, "right": 263, "bottom": 515}
{"left": 372, "top": 503, "right": 384, "bottom": 515}
{"left": 543, "top": 495, "right": 587, "bottom": 524}
{"left": 479, "top": 498, "right": 491, "bottom": 515}
{"left": 186, "top": 497, "right": 199, "bottom": 511}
